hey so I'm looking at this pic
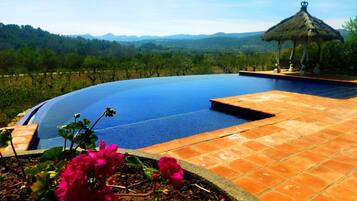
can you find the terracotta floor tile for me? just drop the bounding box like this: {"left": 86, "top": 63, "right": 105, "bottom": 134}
{"left": 275, "top": 180, "right": 315, "bottom": 201}
{"left": 171, "top": 147, "right": 201, "bottom": 159}
{"left": 192, "top": 141, "right": 220, "bottom": 153}
{"left": 243, "top": 141, "right": 269, "bottom": 151}
{"left": 240, "top": 129, "right": 265, "bottom": 139}
{"left": 319, "top": 128, "right": 343, "bottom": 137}
{"left": 321, "top": 159, "right": 355, "bottom": 174}
{"left": 284, "top": 156, "right": 316, "bottom": 170}
{"left": 311, "top": 194, "right": 334, "bottom": 201}
{"left": 298, "top": 150, "right": 329, "bottom": 163}
{"left": 260, "top": 191, "right": 294, "bottom": 201}
{"left": 324, "top": 184, "right": 357, "bottom": 201}
{"left": 249, "top": 168, "right": 284, "bottom": 187}
{"left": 263, "top": 148, "right": 291, "bottom": 161}
{"left": 210, "top": 150, "right": 241, "bottom": 162}
{"left": 187, "top": 155, "right": 220, "bottom": 168}
{"left": 245, "top": 154, "right": 273, "bottom": 167}
{"left": 228, "top": 159, "right": 257, "bottom": 174}
{"left": 273, "top": 144, "right": 300, "bottom": 155}
{"left": 4, "top": 143, "right": 28, "bottom": 152}
{"left": 233, "top": 177, "right": 269, "bottom": 195}
{"left": 210, "top": 165, "right": 239, "bottom": 179}
{"left": 312, "top": 132, "right": 336, "bottom": 141}
{"left": 289, "top": 138, "right": 316, "bottom": 150}
{"left": 241, "top": 125, "right": 282, "bottom": 139}
{"left": 337, "top": 134, "right": 357, "bottom": 143}
{"left": 292, "top": 173, "right": 328, "bottom": 192}
{"left": 333, "top": 136, "right": 356, "bottom": 147}
{"left": 333, "top": 155, "right": 357, "bottom": 166}
{"left": 268, "top": 162, "right": 301, "bottom": 178}
{"left": 308, "top": 165, "right": 344, "bottom": 183}
{"left": 210, "top": 137, "right": 237, "bottom": 147}
{"left": 312, "top": 145, "right": 339, "bottom": 156}
{"left": 12, "top": 135, "right": 33, "bottom": 144}
{"left": 301, "top": 134, "right": 328, "bottom": 145}
{"left": 339, "top": 177, "right": 357, "bottom": 191}
{"left": 226, "top": 134, "right": 250, "bottom": 144}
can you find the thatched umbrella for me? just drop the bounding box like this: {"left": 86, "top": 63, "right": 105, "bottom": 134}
{"left": 262, "top": 1, "right": 343, "bottom": 74}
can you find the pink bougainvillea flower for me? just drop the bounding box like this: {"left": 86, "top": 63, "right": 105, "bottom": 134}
{"left": 158, "top": 156, "right": 184, "bottom": 187}
{"left": 55, "top": 140, "right": 124, "bottom": 201}
{"left": 99, "top": 140, "right": 106, "bottom": 150}
{"left": 170, "top": 171, "right": 184, "bottom": 187}
{"left": 87, "top": 140, "right": 124, "bottom": 179}
{"left": 152, "top": 171, "right": 159, "bottom": 181}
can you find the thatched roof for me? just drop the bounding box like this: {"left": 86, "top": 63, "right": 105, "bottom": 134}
{"left": 262, "top": 2, "right": 343, "bottom": 42}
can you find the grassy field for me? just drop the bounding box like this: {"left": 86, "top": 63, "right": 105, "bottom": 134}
{"left": 0, "top": 70, "right": 135, "bottom": 127}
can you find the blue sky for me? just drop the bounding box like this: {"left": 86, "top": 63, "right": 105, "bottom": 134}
{"left": 0, "top": 0, "right": 356, "bottom": 36}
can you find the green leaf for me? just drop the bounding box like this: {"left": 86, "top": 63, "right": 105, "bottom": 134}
{"left": 40, "top": 147, "right": 64, "bottom": 162}
{"left": 143, "top": 167, "right": 156, "bottom": 181}
{"left": 125, "top": 155, "right": 144, "bottom": 169}
{"left": 31, "top": 172, "right": 50, "bottom": 198}
{"left": 25, "top": 166, "right": 41, "bottom": 177}
{"left": 0, "top": 130, "right": 11, "bottom": 148}
{"left": 54, "top": 159, "right": 67, "bottom": 170}
{"left": 58, "top": 129, "right": 73, "bottom": 140}
{"left": 83, "top": 118, "right": 91, "bottom": 126}
{"left": 26, "top": 161, "right": 52, "bottom": 177}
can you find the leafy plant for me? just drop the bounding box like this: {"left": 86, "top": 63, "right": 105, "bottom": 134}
{"left": 28, "top": 107, "right": 116, "bottom": 200}
{"left": 58, "top": 107, "right": 116, "bottom": 151}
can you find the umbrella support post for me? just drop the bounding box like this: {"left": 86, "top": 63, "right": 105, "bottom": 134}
{"left": 313, "top": 41, "right": 322, "bottom": 74}
{"left": 300, "top": 40, "right": 308, "bottom": 75}
{"left": 289, "top": 41, "right": 296, "bottom": 72}
{"left": 275, "top": 41, "right": 282, "bottom": 73}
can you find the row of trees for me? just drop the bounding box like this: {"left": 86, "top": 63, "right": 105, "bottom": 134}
{"left": 0, "top": 48, "right": 276, "bottom": 76}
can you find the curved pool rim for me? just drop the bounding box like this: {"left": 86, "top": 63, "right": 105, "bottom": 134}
{"left": 21, "top": 73, "right": 357, "bottom": 150}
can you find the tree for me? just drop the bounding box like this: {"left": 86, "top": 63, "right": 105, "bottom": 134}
{"left": 83, "top": 56, "right": 104, "bottom": 84}
{"left": 343, "top": 16, "right": 357, "bottom": 42}
{"left": 0, "top": 49, "right": 17, "bottom": 73}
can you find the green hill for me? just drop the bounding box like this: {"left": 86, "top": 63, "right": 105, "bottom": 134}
{"left": 135, "top": 35, "right": 281, "bottom": 53}
{"left": 0, "top": 23, "right": 136, "bottom": 57}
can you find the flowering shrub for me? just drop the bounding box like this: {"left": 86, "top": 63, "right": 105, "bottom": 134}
{"left": 158, "top": 156, "right": 184, "bottom": 187}
{"left": 55, "top": 140, "right": 124, "bottom": 201}
{"left": 20, "top": 109, "right": 194, "bottom": 200}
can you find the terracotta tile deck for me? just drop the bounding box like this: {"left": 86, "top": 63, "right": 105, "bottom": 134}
{"left": 141, "top": 90, "right": 357, "bottom": 201}
{"left": 0, "top": 124, "right": 38, "bottom": 153}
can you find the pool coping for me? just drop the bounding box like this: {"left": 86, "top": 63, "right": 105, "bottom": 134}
{"left": 239, "top": 71, "right": 357, "bottom": 87}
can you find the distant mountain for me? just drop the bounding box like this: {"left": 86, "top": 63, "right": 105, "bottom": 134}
{"left": 75, "top": 30, "right": 347, "bottom": 53}
{"left": 2, "top": 22, "right": 347, "bottom": 54}
{"left": 0, "top": 23, "right": 136, "bottom": 56}
{"left": 134, "top": 35, "right": 281, "bottom": 53}
{"left": 75, "top": 31, "right": 264, "bottom": 42}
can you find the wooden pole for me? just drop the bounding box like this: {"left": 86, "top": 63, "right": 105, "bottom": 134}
{"left": 300, "top": 39, "right": 308, "bottom": 75}
{"left": 314, "top": 41, "right": 322, "bottom": 74}
{"left": 276, "top": 41, "right": 282, "bottom": 73}
{"left": 289, "top": 40, "right": 296, "bottom": 72}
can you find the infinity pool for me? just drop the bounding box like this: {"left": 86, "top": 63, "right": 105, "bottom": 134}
{"left": 27, "top": 74, "right": 357, "bottom": 149}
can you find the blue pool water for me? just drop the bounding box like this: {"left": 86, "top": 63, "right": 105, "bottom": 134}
{"left": 28, "top": 74, "right": 357, "bottom": 149}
